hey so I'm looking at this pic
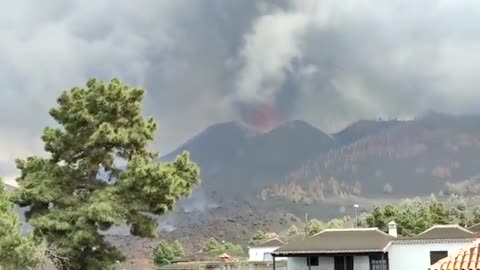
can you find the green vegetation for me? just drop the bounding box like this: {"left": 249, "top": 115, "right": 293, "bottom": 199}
{"left": 305, "top": 218, "right": 345, "bottom": 237}
{"left": 0, "top": 178, "right": 45, "bottom": 269}
{"left": 364, "top": 197, "right": 480, "bottom": 236}
{"left": 203, "top": 237, "right": 243, "bottom": 256}
{"left": 287, "top": 224, "right": 299, "bottom": 236}
{"left": 249, "top": 230, "right": 267, "bottom": 246}
{"left": 10, "top": 78, "right": 200, "bottom": 270}
{"left": 153, "top": 240, "right": 184, "bottom": 266}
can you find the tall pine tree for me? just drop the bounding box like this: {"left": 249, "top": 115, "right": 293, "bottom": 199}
{"left": 11, "top": 78, "right": 200, "bottom": 270}
{"left": 0, "top": 178, "right": 44, "bottom": 269}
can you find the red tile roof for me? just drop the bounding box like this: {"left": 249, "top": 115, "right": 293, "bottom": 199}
{"left": 430, "top": 240, "right": 480, "bottom": 270}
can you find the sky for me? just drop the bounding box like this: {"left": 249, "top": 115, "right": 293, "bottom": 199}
{"left": 2, "top": 0, "right": 480, "bottom": 183}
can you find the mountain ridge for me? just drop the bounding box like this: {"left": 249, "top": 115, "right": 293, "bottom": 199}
{"left": 163, "top": 113, "right": 480, "bottom": 204}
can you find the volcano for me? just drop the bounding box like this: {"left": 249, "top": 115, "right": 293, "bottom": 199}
{"left": 240, "top": 102, "right": 282, "bottom": 133}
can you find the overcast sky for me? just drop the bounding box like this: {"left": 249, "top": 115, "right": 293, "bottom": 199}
{"left": 2, "top": 0, "right": 480, "bottom": 181}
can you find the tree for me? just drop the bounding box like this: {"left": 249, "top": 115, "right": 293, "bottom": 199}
{"left": 11, "top": 78, "right": 200, "bottom": 270}
{"left": 472, "top": 207, "right": 480, "bottom": 224}
{"left": 326, "top": 218, "right": 344, "bottom": 229}
{"left": 222, "top": 242, "right": 244, "bottom": 255}
{"left": 287, "top": 224, "right": 299, "bottom": 236}
{"left": 249, "top": 230, "right": 267, "bottom": 245}
{"left": 306, "top": 219, "right": 324, "bottom": 237}
{"left": 202, "top": 238, "right": 244, "bottom": 256}
{"left": 204, "top": 237, "right": 222, "bottom": 252}
{"left": 172, "top": 240, "right": 184, "bottom": 258}
{"left": 0, "top": 178, "right": 44, "bottom": 269}
{"left": 364, "top": 198, "right": 459, "bottom": 237}
{"left": 153, "top": 240, "right": 184, "bottom": 266}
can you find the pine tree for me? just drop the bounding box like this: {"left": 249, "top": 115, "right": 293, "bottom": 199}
{"left": 204, "top": 237, "right": 222, "bottom": 252}
{"left": 472, "top": 207, "right": 480, "bottom": 224}
{"left": 305, "top": 219, "right": 324, "bottom": 237}
{"left": 249, "top": 230, "right": 267, "bottom": 245}
{"left": 172, "top": 240, "right": 184, "bottom": 258}
{"left": 11, "top": 78, "right": 200, "bottom": 270}
{"left": 153, "top": 240, "right": 184, "bottom": 267}
{"left": 0, "top": 178, "right": 44, "bottom": 269}
{"left": 287, "top": 224, "right": 299, "bottom": 236}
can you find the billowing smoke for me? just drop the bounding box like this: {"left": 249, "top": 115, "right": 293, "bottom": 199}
{"left": 179, "top": 189, "right": 219, "bottom": 213}
{"left": 4, "top": 0, "right": 480, "bottom": 175}
{"left": 232, "top": 4, "right": 311, "bottom": 131}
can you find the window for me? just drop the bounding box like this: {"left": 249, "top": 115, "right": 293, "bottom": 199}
{"left": 334, "top": 256, "right": 353, "bottom": 270}
{"left": 430, "top": 251, "right": 448, "bottom": 265}
{"left": 370, "top": 254, "right": 389, "bottom": 270}
{"left": 307, "top": 256, "right": 319, "bottom": 266}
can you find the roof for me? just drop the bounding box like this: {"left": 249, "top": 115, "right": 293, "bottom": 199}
{"left": 273, "top": 228, "right": 393, "bottom": 255}
{"left": 218, "top": 253, "right": 231, "bottom": 259}
{"left": 469, "top": 224, "right": 480, "bottom": 233}
{"left": 408, "top": 225, "right": 476, "bottom": 240}
{"left": 174, "top": 252, "right": 221, "bottom": 263}
{"left": 253, "top": 238, "right": 285, "bottom": 248}
{"left": 430, "top": 240, "right": 480, "bottom": 270}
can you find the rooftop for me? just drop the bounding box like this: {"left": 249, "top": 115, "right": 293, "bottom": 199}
{"left": 430, "top": 240, "right": 480, "bottom": 270}
{"left": 406, "top": 225, "right": 476, "bottom": 240}
{"left": 274, "top": 228, "right": 393, "bottom": 255}
{"left": 469, "top": 223, "right": 480, "bottom": 233}
{"left": 252, "top": 238, "right": 285, "bottom": 248}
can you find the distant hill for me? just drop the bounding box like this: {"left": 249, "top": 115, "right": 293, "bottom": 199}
{"left": 333, "top": 119, "right": 403, "bottom": 145}
{"left": 164, "top": 113, "right": 480, "bottom": 206}
{"left": 162, "top": 120, "right": 336, "bottom": 199}
{"left": 264, "top": 112, "right": 480, "bottom": 203}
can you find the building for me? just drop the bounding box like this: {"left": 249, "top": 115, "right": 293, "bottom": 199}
{"left": 249, "top": 238, "right": 285, "bottom": 262}
{"left": 468, "top": 223, "right": 480, "bottom": 233}
{"left": 272, "top": 221, "right": 479, "bottom": 270}
{"left": 429, "top": 239, "right": 480, "bottom": 270}
{"left": 389, "top": 224, "right": 478, "bottom": 270}
{"left": 273, "top": 227, "right": 392, "bottom": 270}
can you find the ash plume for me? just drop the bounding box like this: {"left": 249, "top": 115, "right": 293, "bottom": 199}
{"left": 3, "top": 0, "right": 480, "bottom": 175}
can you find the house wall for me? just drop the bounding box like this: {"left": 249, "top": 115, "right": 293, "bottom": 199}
{"left": 286, "top": 255, "right": 369, "bottom": 270}
{"left": 388, "top": 241, "right": 470, "bottom": 270}
{"left": 249, "top": 247, "right": 286, "bottom": 261}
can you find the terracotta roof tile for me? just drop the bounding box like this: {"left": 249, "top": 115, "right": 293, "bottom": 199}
{"left": 430, "top": 240, "right": 480, "bottom": 270}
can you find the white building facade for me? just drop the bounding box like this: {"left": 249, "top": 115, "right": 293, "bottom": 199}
{"left": 273, "top": 222, "right": 479, "bottom": 270}
{"left": 248, "top": 239, "right": 286, "bottom": 262}
{"left": 389, "top": 240, "right": 472, "bottom": 270}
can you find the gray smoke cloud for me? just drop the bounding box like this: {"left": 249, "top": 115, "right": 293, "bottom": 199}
{"left": 2, "top": 0, "right": 480, "bottom": 181}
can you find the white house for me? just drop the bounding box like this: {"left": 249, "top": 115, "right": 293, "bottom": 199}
{"left": 272, "top": 221, "right": 480, "bottom": 270}
{"left": 248, "top": 238, "right": 285, "bottom": 261}
{"left": 389, "top": 224, "right": 477, "bottom": 270}
{"left": 430, "top": 239, "right": 480, "bottom": 270}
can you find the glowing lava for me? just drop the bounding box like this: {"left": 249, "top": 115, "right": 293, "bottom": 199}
{"left": 242, "top": 102, "right": 281, "bottom": 133}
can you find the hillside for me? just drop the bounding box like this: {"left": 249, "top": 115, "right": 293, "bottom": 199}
{"left": 263, "top": 112, "right": 480, "bottom": 203}
{"left": 164, "top": 112, "right": 480, "bottom": 209}
{"left": 163, "top": 120, "right": 336, "bottom": 200}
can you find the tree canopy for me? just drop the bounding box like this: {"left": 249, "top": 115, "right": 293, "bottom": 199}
{"left": 153, "top": 240, "right": 184, "bottom": 267}
{"left": 364, "top": 197, "right": 478, "bottom": 236}
{"left": 287, "top": 224, "right": 299, "bottom": 236}
{"left": 203, "top": 237, "right": 243, "bottom": 256}
{"left": 0, "top": 178, "right": 45, "bottom": 269}
{"left": 11, "top": 78, "right": 200, "bottom": 270}
{"left": 249, "top": 230, "right": 267, "bottom": 246}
